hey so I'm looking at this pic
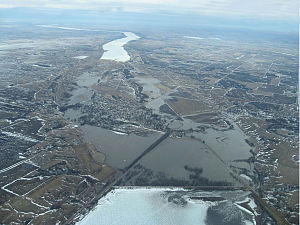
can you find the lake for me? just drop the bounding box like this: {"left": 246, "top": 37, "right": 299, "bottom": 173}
{"left": 101, "top": 32, "right": 140, "bottom": 62}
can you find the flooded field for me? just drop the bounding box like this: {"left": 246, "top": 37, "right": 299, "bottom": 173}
{"left": 68, "top": 87, "right": 93, "bottom": 105}
{"left": 76, "top": 72, "right": 100, "bottom": 87}
{"left": 65, "top": 72, "right": 99, "bottom": 119}
{"left": 190, "top": 124, "right": 255, "bottom": 180}
{"left": 81, "top": 125, "right": 161, "bottom": 169}
{"left": 134, "top": 76, "right": 175, "bottom": 115}
{"left": 132, "top": 74, "right": 254, "bottom": 184}
{"left": 64, "top": 108, "right": 86, "bottom": 121}
{"left": 195, "top": 126, "right": 252, "bottom": 162}
{"left": 139, "top": 136, "right": 236, "bottom": 184}
{"left": 77, "top": 187, "right": 257, "bottom": 225}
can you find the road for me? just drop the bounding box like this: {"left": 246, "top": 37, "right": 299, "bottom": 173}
{"left": 64, "top": 130, "right": 171, "bottom": 225}
{"left": 66, "top": 127, "right": 290, "bottom": 225}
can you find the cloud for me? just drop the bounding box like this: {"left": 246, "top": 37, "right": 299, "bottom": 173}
{"left": 0, "top": 0, "right": 298, "bottom": 20}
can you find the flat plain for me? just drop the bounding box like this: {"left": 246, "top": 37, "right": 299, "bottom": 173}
{"left": 0, "top": 24, "right": 298, "bottom": 224}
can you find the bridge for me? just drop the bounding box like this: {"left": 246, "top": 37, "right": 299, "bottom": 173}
{"left": 66, "top": 129, "right": 291, "bottom": 225}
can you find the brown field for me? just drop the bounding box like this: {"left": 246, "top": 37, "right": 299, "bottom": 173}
{"left": 30, "top": 210, "right": 60, "bottom": 225}
{"left": 276, "top": 128, "right": 293, "bottom": 137}
{"left": 237, "top": 116, "right": 299, "bottom": 186}
{"left": 287, "top": 191, "right": 299, "bottom": 209}
{"left": 40, "top": 159, "right": 62, "bottom": 170}
{"left": 253, "top": 89, "right": 273, "bottom": 97}
{"left": 92, "top": 83, "right": 134, "bottom": 99}
{"left": 29, "top": 176, "right": 65, "bottom": 205}
{"left": 155, "top": 83, "right": 172, "bottom": 92}
{"left": 210, "top": 88, "right": 227, "bottom": 96}
{"left": 10, "top": 197, "right": 45, "bottom": 213}
{"left": 204, "top": 77, "right": 219, "bottom": 85}
{"left": 258, "top": 85, "right": 284, "bottom": 94}
{"left": 94, "top": 165, "right": 115, "bottom": 181}
{"left": 74, "top": 144, "right": 104, "bottom": 173}
{"left": 0, "top": 110, "right": 18, "bottom": 119}
{"left": 74, "top": 143, "right": 115, "bottom": 181}
{"left": 240, "top": 81, "right": 264, "bottom": 90}
{"left": 270, "top": 78, "right": 280, "bottom": 86}
{"left": 6, "top": 177, "right": 45, "bottom": 196}
{"left": 272, "top": 142, "right": 299, "bottom": 185}
{"left": 167, "top": 97, "right": 211, "bottom": 115}
{"left": 1, "top": 196, "right": 45, "bottom": 224}
{"left": 184, "top": 112, "right": 219, "bottom": 124}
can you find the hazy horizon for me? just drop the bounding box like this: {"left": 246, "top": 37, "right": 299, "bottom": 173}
{"left": 0, "top": 0, "right": 298, "bottom": 33}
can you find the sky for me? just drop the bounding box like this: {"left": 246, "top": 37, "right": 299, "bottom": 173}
{"left": 0, "top": 0, "right": 298, "bottom": 22}
{"left": 0, "top": 0, "right": 298, "bottom": 33}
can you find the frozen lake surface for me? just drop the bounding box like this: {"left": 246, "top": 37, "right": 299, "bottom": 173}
{"left": 101, "top": 32, "right": 140, "bottom": 62}
{"left": 77, "top": 187, "right": 208, "bottom": 225}
{"left": 77, "top": 187, "right": 256, "bottom": 225}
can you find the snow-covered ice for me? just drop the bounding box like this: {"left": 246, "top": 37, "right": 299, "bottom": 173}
{"left": 77, "top": 187, "right": 256, "bottom": 225}
{"left": 101, "top": 32, "right": 140, "bottom": 62}
{"left": 77, "top": 187, "right": 209, "bottom": 225}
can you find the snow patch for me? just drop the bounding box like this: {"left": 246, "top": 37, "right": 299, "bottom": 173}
{"left": 74, "top": 56, "right": 88, "bottom": 59}
{"left": 112, "top": 130, "right": 128, "bottom": 135}
{"left": 2, "top": 131, "right": 39, "bottom": 143}
{"left": 240, "top": 174, "right": 252, "bottom": 181}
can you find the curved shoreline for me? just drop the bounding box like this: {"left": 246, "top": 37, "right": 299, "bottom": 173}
{"left": 101, "top": 32, "right": 140, "bottom": 62}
